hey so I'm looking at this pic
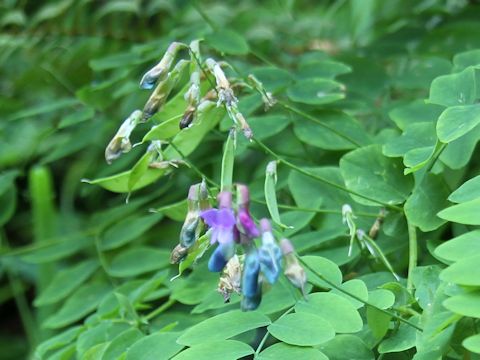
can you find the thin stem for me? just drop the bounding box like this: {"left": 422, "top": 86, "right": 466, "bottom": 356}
{"left": 254, "top": 306, "right": 295, "bottom": 357}
{"left": 253, "top": 138, "right": 403, "bottom": 212}
{"left": 277, "top": 100, "right": 362, "bottom": 148}
{"left": 407, "top": 219, "right": 417, "bottom": 293}
{"left": 299, "top": 257, "right": 423, "bottom": 331}
{"left": 192, "top": 1, "right": 218, "bottom": 31}
{"left": 251, "top": 198, "right": 380, "bottom": 218}
{"left": 144, "top": 298, "right": 176, "bottom": 321}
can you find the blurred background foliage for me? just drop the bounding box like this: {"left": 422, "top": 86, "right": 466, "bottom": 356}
{"left": 2, "top": 0, "right": 480, "bottom": 359}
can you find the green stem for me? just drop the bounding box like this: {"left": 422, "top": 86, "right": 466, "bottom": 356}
{"left": 144, "top": 298, "right": 176, "bottom": 321}
{"left": 277, "top": 100, "right": 362, "bottom": 148}
{"left": 254, "top": 306, "right": 295, "bottom": 357}
{"left": 407, "top": 219, "right": 417, "bottom": 293}
{"left": 251, "top": 198, "right": 380, "bottom": 218}
{"left": 253, "top": 138, "right": 403, "bottom": 212}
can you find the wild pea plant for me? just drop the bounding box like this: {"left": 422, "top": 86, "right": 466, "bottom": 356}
{"left": 3, "top": 1, "right": 480, "bottom": 359}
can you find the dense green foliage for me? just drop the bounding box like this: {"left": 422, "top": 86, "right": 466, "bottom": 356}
{"left": 3, "top": 0, "right": 480, "bottom": 359}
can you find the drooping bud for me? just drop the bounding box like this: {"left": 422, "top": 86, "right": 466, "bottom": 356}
{"left": 247, "top": 74, "right": 276, "bottom": 111}
{"left": 179, "top": 183, "right": 209, "bottom": 249}
{"left": 235, "top": 184, "right": 259, "bottom": 241}
{"left": 342, "top": 204, "right": 357, "bottom": 257}
{"left": 217, "top": 254, "right": 242, "bottom": 302}
{"left": 142, "top": 59, "right": 189, "bottom": 122}
{"left": 208, "top": 241, "right": 235, "bottom": 272}
{"left": 280, "top": 238, "right": 307, "bottom": 297}
{"left": 241, "top": 246, "right": 262, "bottom": 311}
{"left": 179, "top": 106, "right": 195, "bottom": 129}
{"left": 105, "top": 110, "right": 142, "bottom": 164}
{"left": 258, "top": 219, "right": 282, "bottom": 284}
{"left": 140, "top": 42, "right": 186, "bottom": 89}
{"left": 170, "top": 244, "right": 189, "bottom": 264}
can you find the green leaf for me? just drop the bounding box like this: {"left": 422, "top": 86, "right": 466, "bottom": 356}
{"left": 126, "top": 332, "right": 183, "bottom": 360}
{"left": 437, "top": 104, "right": 480, "bottom": 143}
{"left": 443, "top": 291, "right": 480, "bottom": 318}
{"left": 59, "top": 107, "right": 95, "bottom": 129}
{"left": 258, "top": 343, "right": 328, "bottom": 360}
{"left": 102, "top": 328, "right": 143, "bottom": 360}
{"left": 463, "top": 334, "right": 480, "bottom": 354}
{"left": 378, "top": 317, "right": 420, "bottom": 353}
{"left": 76, "top": 321, "right": 130, "bottom": 358}
{"left": 21, "top": 234, "right": 90, "bottom": 264}
{"left": 220, "top": 130, "right": 236, "bottom": 192}
{"left": 301, "top": 255, "right": 342, "bottom": 289}
{"left": 35, "top": 259, "right": 99, "bottom": 306}
{"left": 43, "top": 282, "right": 111, "bottom": 329}
{"left": 172, "top": 340, "right": 254, "bottom": 360}
{"left": 164, "top": 104, "right": 225, "bottom": 158}
{"left": 435, "top": 230, "right": 480, "bottom": 262}
{"left": 264, "top": 161, "right": 289, "bottom": 229}
{"left": 448, "top": 175, "right": 480, "bottom": 203}
{"left": 247, "top": 114, "right": 291, "bottom": 140}
{"left": 177, "top": 310, "right": 271, "bottom": 346}
{"left": 340, "top": 145, "right": 413, "bottom": 206}
{"left": 287, "top": 78, "right": 345, "bottom": 105}
{"left": 295, "top": 292, "right": 363, "bottom": 333}
{"left": 205, "top": 30, "right": 249, "bottom": 55}
{"left": 367, "top": 307, "right": 391, "bottom": 339}
{"left": 440, "top": 254, "right": 480, "bottom": 286}
{"left": 404, "top": 173, "right": 450, "bottom": 232}
{"left": 34, "top": 326, "right": 84, "bottom": 359}
{"left": 294, "top": 110, "right": 371, "bottom": 150}
{"left": 453, "top": 49, "right": 480, "bottom": 72}
{"left": 250, "top": 67, "right": 293, "bottom": 92}
{"left": 100, "top": 213, "right": 163, "bottom": 250}
{"left": 142, "top": 114, "right": 183, "bottom": 142}
{"left": 368, "top": 289, "right": 395, "bottom": 309}
{"left": 81, "top": 343, "right": 109, "bottom": 360}
{"left": 108, "top": 246, "right": 170, "bottom": 277}
{"left": 439, "top": 123, "right": 480, "bottom": 169}
{"left": 388, "top": 101, "right": 443, "bottom": 131}
{"left": 7, "top": 98, "right": 79, "bottom": 122}
{"left": 330, "top": 279, "right": 369, "bottom": 309}
{"left": 176, "top": 231, "right": 211, "bottom": 278}
{"left": 437, "top": 198, "right": 480, "bottom": 225}
{"left": 383, "top": 122, "right": 436, "bottom": 158}
{"left": 320, "top": 335, "right": 374, "bottom": 360}
{"left": 297, "top": 60, "right": 352, "bottom": 80}
{"left": 267, "top": 312, "right": 335, "bottom": 346}
{"left": 83, "top": 167, "right": 166, "bottom": 193}
{"left": 428, "top": 67, "right": 477, "bottom": 107}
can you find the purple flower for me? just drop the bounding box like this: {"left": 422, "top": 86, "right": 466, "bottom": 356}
{"left": 208, "top": 241, "right": 235, "bottom": 272}
{"left": 235, "top": 184, "right": 259, "bottom": 240}
{"left": 200, "top": 191, "right": 236, "bottom": 245}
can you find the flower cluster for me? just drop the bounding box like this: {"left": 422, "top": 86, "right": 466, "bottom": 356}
{"left": 104, "top": 40, "right": 270, "bottom": 167}
{"left": 171, "top": 183, "right": 307, "bottom": 311}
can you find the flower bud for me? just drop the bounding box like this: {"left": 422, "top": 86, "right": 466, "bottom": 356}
{"left": 280, "top": 238, "right": 307, "bottom": 297}
{"left": 235, "top": 184, "right": 259, "bottom": 240}
{"left": 208, "top": 241, "right": 235, "bottom": 272}
{"left": 258, "top": 219, "right": 282, "bottom": 284}
{"left": 140, "top": 42, "right": 185, "bottom": 89}
{"left": 142, "top": 59, "right": 189, "bottom": 122}
{"left": 179, "top": 183, "right": 209, "bottom": 248}
{"left": 170, "top": 244, "right": 189, "bottom": 264}
{"left": 105, "top": 110, "right": 141, "bottom": 164}
{"left": 241, "top": 247, "right": 262, "bottom": 311}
